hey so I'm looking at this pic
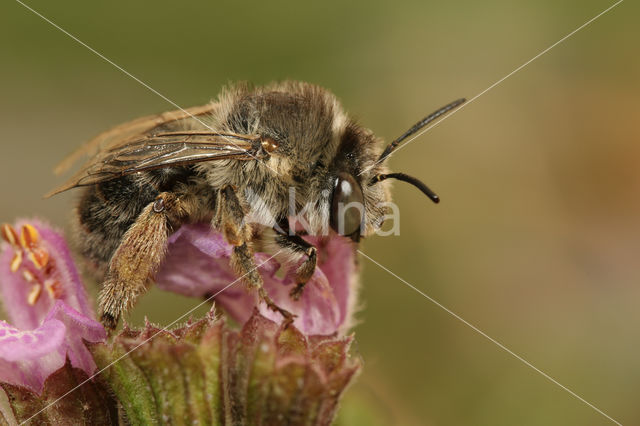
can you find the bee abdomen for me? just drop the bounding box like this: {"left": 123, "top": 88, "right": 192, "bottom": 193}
{"left": 74, "top": 174, "right": 159, "bottom": 276}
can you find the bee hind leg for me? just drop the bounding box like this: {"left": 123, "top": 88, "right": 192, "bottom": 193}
{"left": 273, "top": 233, "right": 317, "bottom": 301}
{"left": 99, "top": 192, "right": 186, "bottom": 330}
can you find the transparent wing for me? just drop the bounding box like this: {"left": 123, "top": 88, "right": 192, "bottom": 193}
{"left": 46, "top": 131, "right": 260, "bottom": 197}
{"left": 53, "top": 103, "right": 217, "bottom": 176}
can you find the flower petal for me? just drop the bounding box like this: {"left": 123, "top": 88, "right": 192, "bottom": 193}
{"left": 155, "top": 224, "right": 358, "bottom": 335}
{"left": 0, "top": 219, "right": 95, "bottom": 330}
{"left": 46, "top": 301, "right": 107, "bottom": 376}
{"left": 155, "top": 224, "right": 277, "bottom": 324}
{"left": 256, "top": 266, "right": 342, "bottom": 336}
{"left": 0, "top": 318, "right": 66, "bottom": 393}
{"left": 0, "top": 301, "right": 105, "bottom": 394}
{"left": 307, "top": 235, "right": 358, "bottom": 330}
{"left": 0, "top": 220, "right": 106, "bottom": 393}
{"left": 0, "top": 319, "right": 65, "bottom": 362}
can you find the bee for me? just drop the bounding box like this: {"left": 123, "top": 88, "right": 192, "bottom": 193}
{"left": 47, "top": 81, "right": 464, "bottom": 330}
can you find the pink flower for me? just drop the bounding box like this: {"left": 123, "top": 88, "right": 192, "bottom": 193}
{"left": 155, "top": 224, "right": 358, "bottom": 336}
{"left": 0, "top": 220, "right": 106, "bottom": 394}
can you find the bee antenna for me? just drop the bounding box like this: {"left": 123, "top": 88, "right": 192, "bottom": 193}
{"left": 370, "top": 173, "right": 440, "bottom": 204}
{"left": 378, "top": 98, "right": 466, "bottom": 163}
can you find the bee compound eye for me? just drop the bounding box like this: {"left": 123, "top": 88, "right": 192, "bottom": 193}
{"left": 330, "top": 172, "right": 365, "bottom": 237}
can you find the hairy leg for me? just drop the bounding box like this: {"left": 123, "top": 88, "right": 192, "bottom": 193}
{"left": 98, "top": 193, "right": 186, "bottom": 330}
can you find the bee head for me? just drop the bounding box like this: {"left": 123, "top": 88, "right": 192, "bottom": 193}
{"left": 330, "top": 98, "right": 466, "bottom": 241}
{"left": 210, "top": 82, "right": 464, "bottom": 241}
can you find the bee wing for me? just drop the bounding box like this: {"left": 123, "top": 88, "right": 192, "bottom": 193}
{"left": 46, "top": 131, "right": 260, "bottom": 197}
{"left": 53, "top": 103, "right": 216, "bottom": 176}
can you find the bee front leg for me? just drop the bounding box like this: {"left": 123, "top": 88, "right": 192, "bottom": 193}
{"left": 273, "top": 233, "right": 317, "bottom": 301}
{"left": 231, "top": 242, "right": 294, "bottom": 321}
{"left": 216, "top": 185, "right": 294, "bottom": 321}
{"left": 98, "top": 192, "right": 186, "bottom": 330}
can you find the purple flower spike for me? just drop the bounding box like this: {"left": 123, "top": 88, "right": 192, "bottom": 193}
{"left": 155, "top": 224, "right": 358, "bottom": 336}
{"left": 0, "top": 220, "right": 106, "bottom": 394}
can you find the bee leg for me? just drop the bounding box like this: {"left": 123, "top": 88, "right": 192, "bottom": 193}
{"left": 216, "top": 185, "right": 294, "bottom": 321}
{"left": 274, "top": 233, "right": 317, "bottom": 301}
{"left": 231, "top": 242, "right": 295, "bottom": 321}
{"left": 98, "top": 193, "right": 185, "bottom": 330}
{"left": 214, "top": 185, "right": 251, "bottom": 246}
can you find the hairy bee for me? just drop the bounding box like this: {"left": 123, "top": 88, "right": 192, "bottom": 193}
{"left": 48, "top": 81, "right": 464, "bottom": 330}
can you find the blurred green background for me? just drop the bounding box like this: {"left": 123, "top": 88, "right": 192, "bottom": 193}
{"left": 1, "top": 1, "right": 638, "bottom": 424}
